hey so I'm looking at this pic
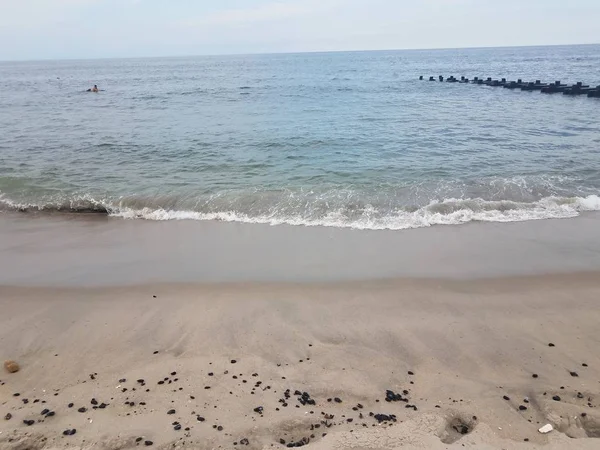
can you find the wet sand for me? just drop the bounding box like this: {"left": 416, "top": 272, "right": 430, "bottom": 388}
{"left": 1, "top": 215, "right": 600, "bottom": 448}
{"left": 1, "top": 213, "right": 600, "bottom": 286}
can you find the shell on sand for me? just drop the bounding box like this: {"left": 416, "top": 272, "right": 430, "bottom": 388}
{"left": 4, "top": 360, "right": 20, "bottom": 373}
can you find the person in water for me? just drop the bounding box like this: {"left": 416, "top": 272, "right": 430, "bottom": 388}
{"left": 87, "top": 85, "right": 99, "bottom": 92}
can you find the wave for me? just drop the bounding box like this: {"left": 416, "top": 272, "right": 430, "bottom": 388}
{"left": 1, "top": 192, "right": 599, "bottom": 230}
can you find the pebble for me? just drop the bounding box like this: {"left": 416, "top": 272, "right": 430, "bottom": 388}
{"left": 197, "top": 416, "right": 205, "bottom": 422}
{"left": 145, "top": 440, "right": 154, "bottom": 446}
{"left": 63, "top": 429, "right": 77, "bottom": 436}
{"left": 4, "top": 360, "right": 20, "bottom": 374}
{"left": 519, "top": 405, "right": 527, "bottom": 411}
{"left": 334, "top": 397, "right": 342, "bottom": 403}
{"left": 552, "top": 396, "right": 561, "bottom": 402}
{"left": 78, "top": 407, "right": 87, "bottom": 413}
{"left": 548, "top": 343, "right": 555, "bottom": 347}
{"left": 68, "top": 403, "right": 74, "bottom": 408}
{"left": 23, "top": 420, "right": 35, "bottom": 426}
{"left": 570, "top": 371, "right": 579, "bottom": 377}
{"left": 253, "top": 406, "right": 264, "bottom": 414}
{"left": 4, "top": 413, "right": 11, "bottom": 421}
{"left": 408, "top": 371, "right": 414, "bottom": 375}
{"left": 167, "top": 409, "right": 176, "bottom": 415}
{"left": 582, "top": 363, "right": 588, "bottom": 367}
{"left": 532, "top": 374, "right": 538, "bottom": 378}
{"left": 231, "top": 360, "right": 237, "bottom": 364}
{"left": 503, "top": 396, "right": 510, "bottom": 401}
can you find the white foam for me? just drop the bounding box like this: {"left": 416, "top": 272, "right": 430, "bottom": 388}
{"left": 108, "top": 195, "right": 600, "bottom": 231}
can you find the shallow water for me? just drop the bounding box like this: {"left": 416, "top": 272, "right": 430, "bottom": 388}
{"left": 1, "top": 45, "right": 599, "bottom": 230}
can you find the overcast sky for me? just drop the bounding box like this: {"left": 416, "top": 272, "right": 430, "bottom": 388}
{"left": 0, "top": 0, "right": 599, "bottom": 61}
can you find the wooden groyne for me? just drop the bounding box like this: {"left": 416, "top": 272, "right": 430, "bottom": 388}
{"left": 419, "top": 75, "right": 600, "bottom": 98}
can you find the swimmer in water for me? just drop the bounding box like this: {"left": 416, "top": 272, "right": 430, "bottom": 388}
{"left": 87, "top": 85, "right": 99, "bottom": 92}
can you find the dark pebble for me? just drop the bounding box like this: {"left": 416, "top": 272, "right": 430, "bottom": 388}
{"left": 532, "top": 374, "right": 538, "bottom": 378}
{"left": 119, "top": 378, "right": 126, "bottom": 383}
{"left": 548, "top": 343, "right": 555, "bottom": 347}
{"left": 217, "top": 425, "right": 223, "bottom": 431}
{"left": 553, "top": 396, "right": 561, "bottom": 402}
{"left": 91, "top": 398, "right": 98, "bottom": 406}
{"left": 41, "top": 409, "right": 50, "bottom": 415}
{"left": 519, "top": 405, "right": 527, "bottom": 411}
{"left": 174, "top": 424, "right": 182, "bottom": 431}
{"left": 68, "top": 403, "right": 74, "bottom": 408}
{"left": 136, "top": 437, "right": 143, "bottom": 442}
{"left": 167, "top": 409, "right": 176, "bottom": 415}
{"left": 197, "top": 416, "right": 205, "bottom": 422}
{"left": 240, "top": 438, "right": 250, "bottom": 445}
{"left": 78, "top": 407, "right": 87, "bottom": 413}
{"left": 231, "top": 360, "right": 237, "bottom": 364}
{"left": 570, "top": 371, "right": 579, "bottom": 377}
{"left": 63, "top": 429, "right": 77, "bottom": 436}
{"left": 46, "top": 411, "right": 56, "bottom": 417}
{"left": 524, "top": 438, "right": 529, "bottom": 442}
{"left": 408, "top": 371, "right": 414, "bottom": 375}
{"left": 13, "top": 393, "right": 20, "bottom": 397}
{"left": 208, "top": 372, "right": 214, "bottom": 376}
{"left": 253, "top": 406, "right": 264, "bottom": 414}
{"left": 171, "top": 372, "right": 177, "bottom": 376}
{"left": 4, "top": 413, "right": 12, "bottom": 420}
{"left": 503, "top": 396, "right": 510, "bottom": 401}
{"left": 582, "top": 413, "right": 587, "bottom": 417}
{"left": 153, "top": 351, "right": 159, "bottom": 355}
{"left": 582, "top": 363, "right": 588, "bottom": 367}
{"left": 334, "top": 397, "right": 342, "bottom": 403}
{"left": 145, "top": 440, "right": 154, "bottom": 446}
{"left": 23, "top": 420, "right": 35, "bottom": 426}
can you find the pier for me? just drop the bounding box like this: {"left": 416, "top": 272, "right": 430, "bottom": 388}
{"left": 420, "top": 76, "right": 600, "bottom": 98}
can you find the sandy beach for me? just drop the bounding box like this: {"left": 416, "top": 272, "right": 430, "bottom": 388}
{"left": 1, "top": 214, "right": 600, "bottom": 450}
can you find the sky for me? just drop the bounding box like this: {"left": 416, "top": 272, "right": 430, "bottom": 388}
{"left": 0, "top": 0, "right": 599, "bottom": 61}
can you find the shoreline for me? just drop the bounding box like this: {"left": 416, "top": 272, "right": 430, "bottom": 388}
{"left": 1, "top": 212, "right": 600, "bottom": 287}
{"left": 1, "top": 274, "right": 600, "bottom": 449}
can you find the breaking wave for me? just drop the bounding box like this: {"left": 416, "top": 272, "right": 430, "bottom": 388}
{"left": 1, "top": 192, "right": 599, "bottom": 231}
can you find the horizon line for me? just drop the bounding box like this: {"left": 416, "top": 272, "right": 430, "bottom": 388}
{"left": 1, "top": 42, "right": 598, "bottom": 64}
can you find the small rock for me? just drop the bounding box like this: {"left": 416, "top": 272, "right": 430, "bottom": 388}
{"left": 582, "top": 363, "right": 588, "bottom": 367}
{"left": 532, "top": 374, "right": 538, "bottom": 378}
{"left": 253, "top": 406, "right": 264, "bottom": 414}
{"left": 548, "top": 343, "right": 555, "bottom": 347}
{"left": 174, "top": 424, "right": 182, "bottom": 431}
{"left": 4, "top": 360, "right": 19, "bottom": 374}
{"left": 23, "top": 419, "right": 35, "bottom": 426}
{"left": 408, "top": 371, "right": 414, "bottom": 375}
{"left": 519, "top": 405, "right": 527, "bottom": 411}
{"left": 91, "top": 398, "right": 98, "bottom": 406}
{"left": 63, "top": 429, "right": 77, "bottom": 436}
{"left": 217, "top": 425, "right": 223, "bottom": 431}
{"left": 78, "top": 407, "right": 87, "bottom": 413}
{"left": 167, "top": 409, "right": 176, "bottom": 415}
{"left": 503, "top": 395, "right": 510, "bottom": 401}
{"left": 231, "top": 360, "right": 237, "bottom": 364}
{"left": 334, "top": 397, "right": 342, "bottom": 403}
{"left": 4, "top": 413, "right": 12, "bottom": 420}
{"left": 539, "top": 424, "right": 553, "bottom": 434}
{"left": 570, "top": 371, "right": 579, "bottom": 377}
{"left": 68, "top": 403, "right": 74, "bottom": 408}
{"left": 197, "top": 416, "right": 205, "bottom": 422}
{"left": 240, "top": 438, "right": 250, "bottom": 445}
{"left": 145, "top": 440, "right": 154, "bottom": 446}
{"left": 552, "top": 396, "right": 561, "bottom": 402}
{"left": 136, "top": 437, "right": 143, "bottom": 442}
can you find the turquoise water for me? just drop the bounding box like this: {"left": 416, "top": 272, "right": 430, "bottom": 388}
{"left": 1, "top": 45, "right": 599, "bottom": 229}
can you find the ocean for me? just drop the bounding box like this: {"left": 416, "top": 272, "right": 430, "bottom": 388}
{"left": 1, "top": 45, "right": 599, "bottom": 230}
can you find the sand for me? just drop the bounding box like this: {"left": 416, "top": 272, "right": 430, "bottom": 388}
{"left": 1, "top": 212, "right": 600, "bottom": 286}
{"left": 1, "top": 273, "right": 600, "bottom": 449}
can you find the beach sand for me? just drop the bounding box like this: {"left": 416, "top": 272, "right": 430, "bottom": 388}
{"left": 1, "top": 274, "right": 600, "bottom": 449}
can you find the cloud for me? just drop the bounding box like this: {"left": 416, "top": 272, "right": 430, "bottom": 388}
{"left": 182, "top": 0, "right": 341, "bottom": 28}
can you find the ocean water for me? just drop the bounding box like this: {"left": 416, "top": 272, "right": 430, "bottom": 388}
{"left": 1, "top": 45, "right": 599, "bottom": 230}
